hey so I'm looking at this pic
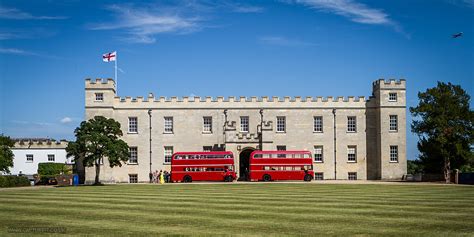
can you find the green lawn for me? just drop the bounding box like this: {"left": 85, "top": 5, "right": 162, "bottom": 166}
{"left": 0, "top": 183, "right": 473, "bottom": 236}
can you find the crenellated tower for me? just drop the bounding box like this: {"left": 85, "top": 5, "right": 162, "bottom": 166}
{"left": 367, "top": 79, "right": 407, "bottom": 179}
{"left": 85, "top": 78, "right": 116, "bottom": 120}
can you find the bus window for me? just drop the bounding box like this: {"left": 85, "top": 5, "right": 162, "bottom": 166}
{"left": 285, "top": 166, "right": 292, "bottom": 171}
{"left": 254, "top": 154, "right": 263, "bottom": 158}
{"left": 277, "top": 153, "right": 286, "bottom": 158}
{"left": 263, "top": 166, "right": 270, "bottom": 170}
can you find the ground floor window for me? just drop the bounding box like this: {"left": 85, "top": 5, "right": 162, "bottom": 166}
{"left": 348, "top": 172, "right": 357, "bottom": 180}
{"left": 129, "top": 174, "right": 138, "bottom": 183}
{"left": 164, "top": 146, "right": 173, "bottom": 163}
{"left": 314, "top": 172, "right": 324, "bottom": 180}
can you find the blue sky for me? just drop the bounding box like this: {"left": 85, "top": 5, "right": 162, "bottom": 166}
{"left": 0, "top": 0, "right": 473, "bottom": 160}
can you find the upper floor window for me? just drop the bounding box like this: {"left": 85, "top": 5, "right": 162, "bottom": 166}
{"left": 129, "top": 147, "right": 138, "bottom": 164}
{"left": 314, "top": 146, "right": 323, "bottom": 162}
{"left": 203, "top": 117, "right": 212, "bottom": 133}
{"left": 314, "top": 116, "right": 323, "bottom": 133}
{"left": 95, "top": 93, "right": 104, "bottom": 101}
{"left": 390, "top": 145, "right": 398, "bottom": 162}
{"left": 389, "top": 115, "right": 398, "bottom": 131}
{"left": 389, "top": 92, "right": 397, "bottom": 102}
{"left": 26, "top": 154, "right": 33, "bottom": 162}
{"left": 128, "top": 117, "right": 138, "bottom": 133}
{"left": 347, "top": 146, "right": 357, "bottom": 162}
{"left": 164, "top": 117, "right": 173, "bottom": 133}
{"left": 48, "top": 154, "right": 55, "bottom": 162}
{"left": 240, "top": 116, "right": 249, "bottom": 132}
{"left": 347, "top": 116, "right": 357, "bottom": 132}
{"left": 277, "top": 116, "right": 286, "bottom": 132}
{"left": 164, "top": 146, "right": 173, "bottom": 163}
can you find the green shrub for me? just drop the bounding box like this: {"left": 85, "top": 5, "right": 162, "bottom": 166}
{"left": 0, "top": 176, "right": 30, "bottom": 188}
{"left": 38, "top": 163, "right": 72, "bottom": 176}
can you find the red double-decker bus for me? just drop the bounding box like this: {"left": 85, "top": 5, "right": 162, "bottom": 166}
{"left": 249, "top": 150, "right": 314, "bottom": 182}
{"left": 170, "top": 151, "right": 237, "bottom": 183}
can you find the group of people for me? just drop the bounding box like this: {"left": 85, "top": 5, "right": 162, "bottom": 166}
{"left": 151, "top": 170, "right": 171, "bottom": 184}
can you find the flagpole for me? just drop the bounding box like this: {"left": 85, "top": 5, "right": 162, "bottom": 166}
{"left": 115, "top": 52, "right": 118, "bottom": 95}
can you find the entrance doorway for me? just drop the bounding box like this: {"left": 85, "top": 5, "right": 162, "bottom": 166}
{"left": 239, "top": 148, "right": 255, "bottom": 181}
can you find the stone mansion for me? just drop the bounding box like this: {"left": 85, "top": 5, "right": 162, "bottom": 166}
{"left": 84, "top": 78, "right": 406, "bottom": 183}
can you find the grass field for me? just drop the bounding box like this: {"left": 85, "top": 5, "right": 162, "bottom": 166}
{"left": 0, "top": 183, "right": 473, "bottom": 236}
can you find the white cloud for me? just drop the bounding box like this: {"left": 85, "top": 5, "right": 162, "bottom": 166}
{"left": 259, "top": 36, "right": 316, "bottom": 47}
{"left": 288, "top": 0, "right": 408, "bottom": 37}
{"left": 0, "top": 47, "right": 38, "bottom": 56}
{"left": 89, "top": 4, "right": 202, "bottom": 44}
{"left": 60, "top": 117, "right": 73, "bottom": 124}
{"left": 0, "top": 5, "right": 67, "bottom": 20}
{"left": 0, "top": 47, "right": 61, "bottom": 59}
{"left": 228, "top": 3, "right": 264, "bottom": 13}
{"left": 447, "top": 0, "right": 474, "bottom": 8}
{"left": 294, "top": 0, "right": 391, "bottom": 25}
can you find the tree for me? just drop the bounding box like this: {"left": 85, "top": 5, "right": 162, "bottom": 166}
{"left": 410, "top": 82, "right": 474, "bottom": 183}
{"left": 67, "top": 116, "right": 130, "bottom": 184}
{"left": 407, "top": 160, "right": 424, "bottom": 174}
{"left": 0, "top": 135, "right": 15, "bottom": 174}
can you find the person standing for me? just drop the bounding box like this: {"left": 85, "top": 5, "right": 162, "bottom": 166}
{"left": 159, "top": 170, "right": 164, "bottom": 184}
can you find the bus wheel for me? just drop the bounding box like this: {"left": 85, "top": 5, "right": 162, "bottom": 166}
{"left": 304, "top": 174, "right": 312, "bottom": 182}
{"left": 263, "top": 174, "right": 271, "bottom": 182}
{"left": 225, "top": 176, "right": 233, "bottom": 182}
{"left": 183, "top": 175, "right": 192, "bottom": 183}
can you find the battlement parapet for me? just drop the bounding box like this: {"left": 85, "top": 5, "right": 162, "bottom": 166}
{"left": 113, "top": 95, "right": 368, "bottom": 105}
{"left": 85, "top": 78, "right": 116, "bottom": 92}
{"left": 373, "top": 78, "right": 406, "bottom": 90}
{"left": 13, "top": 138, "right": 68, "bottom": 149}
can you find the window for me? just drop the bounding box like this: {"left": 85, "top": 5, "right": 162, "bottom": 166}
{"left": 348, "top": 172, "right": 357, "bottom": 180}
{"left": 347, "top": 116, "right": 356, "bottom": 132}
{"left": 389, "top": 115, "right": 398, "bottom": 131}
{"left": 129, "top": 174, "right": 138, "bottom": 183}
{"left": 389, "top": 92, "right": 397, "bottom": 102}
{"left": 314, "top": 146, "right": 323, "bottom": 162}
{"left": 95, "top": 93, "right": 104, "bottom": 101}
{"left": 164, "top": 146, "right": 173, "bottom": 163}
{"left": 128, "top": 117, "right": 138, "bottom": 133}
{"left": 48, "top": 154, "right": 55, "bottom": 162}
{"left": 203, "top": 117, "right": 212, "bottom": 133}
{"left": 129, "top": 147, "right": 138, "bottom": 164}
{"left": 277, "top": 145, "right": 286, "bottom": 158}
{"left": 277, "top": 116, "right": 286, "bottom": 132}
{"left": 314, "top": 116, "right": 323, "bottom": 132}
{"left": 164, "top": 117, "right": 173, "bottom": 133}
{"left": 315, "top": 172, "right": 324, "bottom": 180}
{"left": 347, "top": 146, "right": 357, "bottom": 162}
{"left": 390, "top": 146, "right": 398, "bottom": 162}
{"left": 26, "top": 154, "right": 33, "bottom": 162}
{"left": 240, "top": 116, "right": 249, "bottom": 132}
{"left": 203, "top": 146, "right": 212, "bottom": 152}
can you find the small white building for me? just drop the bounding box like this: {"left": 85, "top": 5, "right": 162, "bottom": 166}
{"left": 7, "top": 139, "right": 74, "bottom": 176}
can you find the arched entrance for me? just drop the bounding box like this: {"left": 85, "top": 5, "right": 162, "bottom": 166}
{"left": 239, "top": 148, "right": 255, "bottom": 181}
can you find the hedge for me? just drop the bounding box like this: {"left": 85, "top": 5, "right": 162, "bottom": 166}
{"left": 38, "top": 163, "right": 72, "bottom": 176}
{"left": 0, "top": 176, "right": 30, "bottom": 188}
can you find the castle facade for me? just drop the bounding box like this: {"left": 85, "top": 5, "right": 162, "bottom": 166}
{"left": 84, "top": 78, "right": 406, "bottom": 183}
